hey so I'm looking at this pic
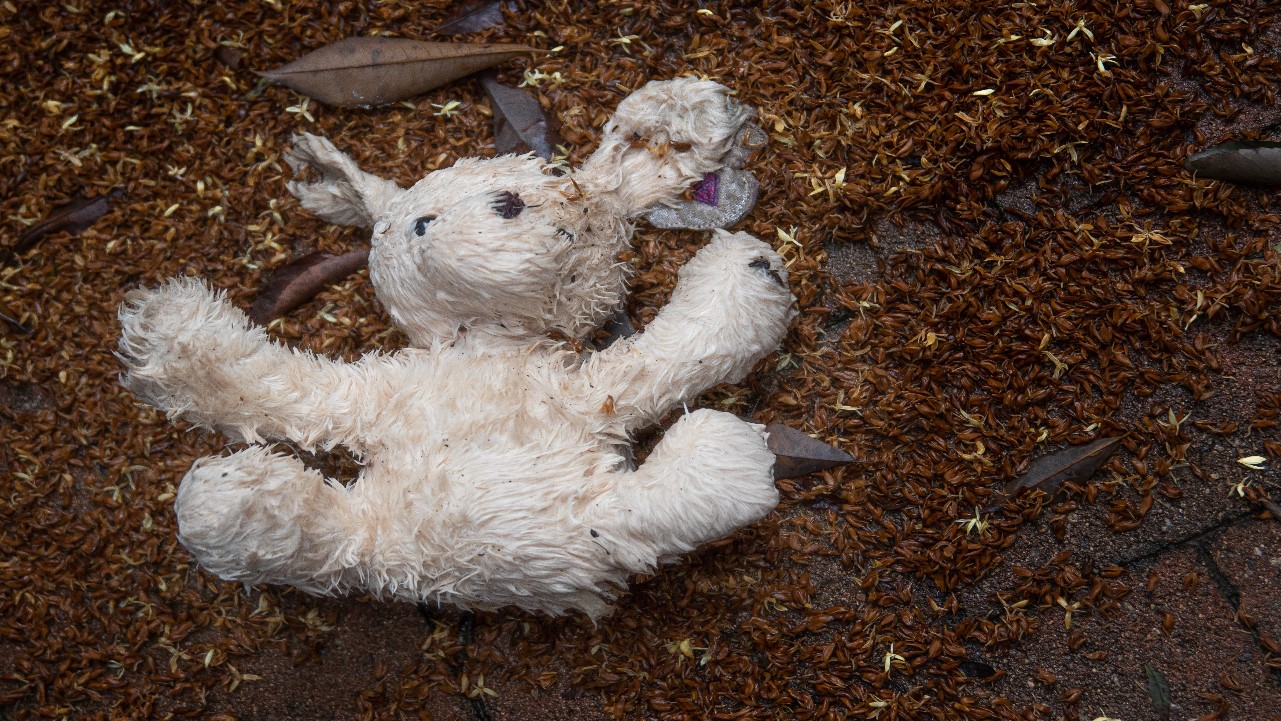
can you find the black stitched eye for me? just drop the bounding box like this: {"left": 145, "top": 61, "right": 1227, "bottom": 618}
{"left": 413, "top": 216, "right": 436, "bottom": 236}
{"left": 492, "top": 191, "right": 524, "bottom": 219}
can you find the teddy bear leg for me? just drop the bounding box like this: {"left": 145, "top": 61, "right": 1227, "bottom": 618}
{"left": 175, "top": 446, "right": 364, "bottom": 593}
{"left": 579, "top": 230, "right": 795, "bottom": 431}
{"left": 576, "top": 77, "right": 757, "bottom": 214}
{"left": 119, "top": 277, "right": 380, "bottom": 451}
{"left": 592, "top": 409, "right": 777, "bottom": 564}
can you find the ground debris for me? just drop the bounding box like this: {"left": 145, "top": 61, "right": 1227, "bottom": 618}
{"left": 3, "top": 0, "right": 1280, "bottom": 719}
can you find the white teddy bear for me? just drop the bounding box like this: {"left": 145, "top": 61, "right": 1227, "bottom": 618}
{"left": 118, "top": 78, "right": 796, "bottom": 618}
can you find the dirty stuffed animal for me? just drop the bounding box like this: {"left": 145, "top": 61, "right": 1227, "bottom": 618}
{"left": 118, "top": 78, "right": 797, "bottom": 618}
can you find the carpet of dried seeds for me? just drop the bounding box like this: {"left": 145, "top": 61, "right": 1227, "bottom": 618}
{"left": 1, "top": 0, "right": 1279, "bottom": 719}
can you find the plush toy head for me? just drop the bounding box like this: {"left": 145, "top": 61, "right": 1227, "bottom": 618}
{"left": 285, "top": 77, "right": 755, "bottom": 346}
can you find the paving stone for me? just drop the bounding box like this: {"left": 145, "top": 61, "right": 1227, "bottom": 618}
{"left": 956, "top": 326, "right": 1281, "bottom": 618}
{"left": 825, "top": 216, "right": 942, "bottom": 285}
{"left": 484, "top": 678, "right": 609, "bottom": 721}
{"left": 802, "top": 551, "right": 868, "bottom": 611}
{"left": 214, "top": 599, "right": 470, "bottom": 721}
{"left": 977, "top": 548, "right": 1281, "bottom": 721}
{"left": 1212, "top": 519, "right": 1281, "bottom": 648}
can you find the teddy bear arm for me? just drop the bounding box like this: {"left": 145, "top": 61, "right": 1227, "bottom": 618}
{"left": 579, "top": 231, "right": 795, "bottom": 431}
{"left": 118, "top": 277, "right": 377, "bottom": 451}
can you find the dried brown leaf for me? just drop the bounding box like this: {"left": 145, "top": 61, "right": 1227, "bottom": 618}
{"left": 214, "top": 45, "right": 243, "bottom": 70}
{"left": 259, "top": 37, "right": 541, "bottom": 107}
{"left": 958, "top": 660, "right": 997, "bottom": 678}
{"left": 0, "top": 380, "right": 55, "bottom": 420}
{"left": 1004, "top": 436, "right": 1124, "bottom": 495}
{"left": 1185, "top": 141, "right": 1281, "bottom": 186}
{"left": 0, "top": 301, "right": 28, "bottom": 335}
{"left": 437, "top": 0, "right": 509, "bottom": 35}
{"left": 248, "top": 248, "right": 370, "bottom": 324}
{"left": 1145, "top": 663, "right": 1172, "bottom": 721}
{"left": 766, "top": 424, "right": 855, "bottom": 480}
{"left": 10, "top": 193, "right": 113, "bottom": 262}
{"left": 479, "top": 72, "right": 562, "bottom": 159}
{"left": 1259, "top": 497, "right": 1281, "bottom": 523}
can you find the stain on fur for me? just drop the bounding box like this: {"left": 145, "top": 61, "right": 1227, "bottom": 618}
{"left": 492, "top": 191, "right": 525, "bottom": 219}
{"left": 749, "top": 257, "right": 785, "bottom": 287}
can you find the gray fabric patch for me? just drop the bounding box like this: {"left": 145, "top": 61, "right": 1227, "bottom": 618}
{"left": 645, "top": 124, "right": 767, "bottom": 230}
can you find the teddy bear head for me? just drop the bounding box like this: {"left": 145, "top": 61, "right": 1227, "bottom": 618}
{"left": 284, "top": 77, "right": 756, "bottom": 346}
{"left": 368, "top": 155, "right": 629, "bottom": 345}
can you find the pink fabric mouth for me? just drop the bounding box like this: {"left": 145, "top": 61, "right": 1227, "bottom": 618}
{"left": 692, "top": 173, "right": 719, "bottom": 206}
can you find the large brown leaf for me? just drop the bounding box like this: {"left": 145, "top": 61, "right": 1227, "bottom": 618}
{"left": 249, "top": 248, "right": 370, "bottom": 324}
{"left": 766, "top": 424, "right": 855, "bottom": 480}
{"left": 1004, "top": 436, "right": 1123, "bottom": 495}
{"left": 259, "top": 37, "right": 542, "bottom": 107}
{"left": 437, "top": 0, "right": 509, "bottom": 34}
{"left": 479, "top": 72, "right": 562, "bottom": 159}
{"left": 1259, "top": 497, "right": 1281, "bottom": 523}
{"left": 1185, "top": 141, "right": 1281, "bottom": 185}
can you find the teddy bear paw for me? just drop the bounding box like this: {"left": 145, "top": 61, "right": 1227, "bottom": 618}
{"left": 688, "top": 230, "right": 792, "bottom": 298}
{"left": 119, "top": 279, "right": 224, "bottom": 377}
{"left": 118, "top": 277, "right": 264, "bottom": 422}
{"left": 176, "top": 448, "right": 359, "bottom": 591}
{"left": 640, "top": 409, "right": 779, "bottom": 550}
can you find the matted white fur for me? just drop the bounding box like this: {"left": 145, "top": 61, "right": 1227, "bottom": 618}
{"left": 119, "top": 78, "right": 797, "bottom": 618}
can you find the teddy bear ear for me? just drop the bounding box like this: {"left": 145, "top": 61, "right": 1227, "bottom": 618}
{"left": 283, "top": 133, "right": 403, "bottom": 229}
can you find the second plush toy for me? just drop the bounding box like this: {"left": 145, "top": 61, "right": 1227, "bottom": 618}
{"left": 119, "top": 77, "right": 796, "bottom": 618}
